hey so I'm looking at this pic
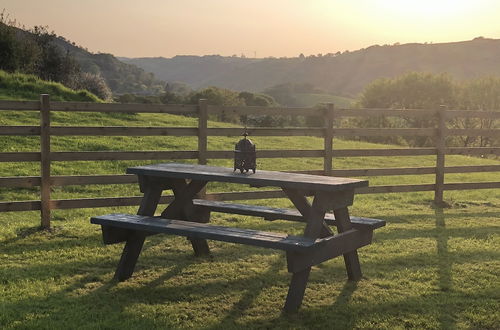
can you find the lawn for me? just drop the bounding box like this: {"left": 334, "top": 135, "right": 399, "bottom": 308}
{"left": 1, "top": 108, "right": 499, "bottom": 329}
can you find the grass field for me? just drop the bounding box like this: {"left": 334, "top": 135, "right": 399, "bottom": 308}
{"left": 1, "top": 105, "right": 499, "bottom": 329}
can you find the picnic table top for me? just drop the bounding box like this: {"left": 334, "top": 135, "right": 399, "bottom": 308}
{"left": 127, "top": 163, "right": 368, "bottom": 192}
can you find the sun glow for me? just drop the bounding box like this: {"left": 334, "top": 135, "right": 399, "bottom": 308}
{"left": 376, "top": 0, "right": 474, "bottom": 20}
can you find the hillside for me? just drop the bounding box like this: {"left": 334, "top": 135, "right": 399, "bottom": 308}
{"left": 121, "top": 37, "right": 500, "bottom": 97}
{"left": 0, "top": 70, "right": 101, "bottom": 102}
{"left": 4, "top": 23, "right": 165, "bottom": 95}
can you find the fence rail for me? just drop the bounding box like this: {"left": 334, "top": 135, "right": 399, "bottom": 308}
{"left": 0, "top": 96, "right": 499, "bottom": 228}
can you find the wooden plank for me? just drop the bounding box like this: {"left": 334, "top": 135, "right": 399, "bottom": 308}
{"left": 443, "top": 110, "right": 500, "bottom": 119}
{"left": 50, "top": 126, "right": 197, "bottom": 136}
{"left": 51, "top": 151, "right": 197, "bottom": 161}
{"left": 127, "top": 164, "right": 368, "bottom": 192}
{"left": 0, "top": 176, "right": 41, "bottom": 187}
{"left": 207, "top": 128, "right": 324, "bottom": 137}
{"left": 0, "top": 152, "right": 40, "bottom": 162}
{"left": 50, "top": 101, "right": 198, "bottom": 114}
{"left": 444, "top": 182, "right": 500, "bottom": 190}
{"left": 91, "top": 213, "right": 322, "bottom": 252}
{"left": 444, "top": 165, "right": 500, "bottom": 173}
{"left": 40, "top": 94, "right": 51, "bottom": 229}
{"left": 333, "top": 148, "right": 436, "bottom": 157}
{"left": 445, "top": 147, "right": 500, "bottom": 156}
{"left": 0, "top": 126, "right": 41, "bottom": 136}
{"left": 0, "top": 200, "right": 41, "bottom": 212}
{"left": 330, "top": 167, "right": 436, "bottom": 176}
{"left": 205, "top": 150, "right": 324, "bottom": 159}
{"left": 208, "top": 105, "right": 322, "bottom": 117}
{"left": 334, "top": 109, "right": 437, "bottom": 118}
{"left": 192, "top": 199, "right": 385, "bottom": 230}
{"left": 447, "top": 129, "right": 500, "bottom": 137}
{"left": 333, "top": 128, "right": 436, "bottom": 137}
{"left": 333, "top": 207, "right": 362, "bottom": 280}
{"left": 356, "top": 184, "right": 435, "bottom": 194}
{"left": 0, "top": 100, "right": 40, "bottom": 111}
{"left": 51, "top": 174, "right": 137, "bottom": 186}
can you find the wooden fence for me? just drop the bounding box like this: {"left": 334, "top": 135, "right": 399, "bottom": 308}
{"left": 1, "top": 94, "right": 499, "bottom": 228}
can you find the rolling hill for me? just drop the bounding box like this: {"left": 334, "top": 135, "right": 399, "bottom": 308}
{"left": 121, "top": 37, "right": 500, "bottom": 97}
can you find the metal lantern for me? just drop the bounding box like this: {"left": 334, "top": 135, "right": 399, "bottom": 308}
{"left": 234, "top": 131, "right": 256, "bottom": 173}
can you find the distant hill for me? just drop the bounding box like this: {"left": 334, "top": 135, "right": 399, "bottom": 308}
{"left": 120, "top": 38, "right": 500, "bottom": 97}
{"left": 51, "top": 37, "right": 165, "bottom": 95}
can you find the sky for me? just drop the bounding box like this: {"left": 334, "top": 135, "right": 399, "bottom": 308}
{"left": 2, "top": 0, "right": 500, "bottom": 58}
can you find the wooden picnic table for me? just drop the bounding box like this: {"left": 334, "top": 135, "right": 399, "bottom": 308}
{"left": 91, "top": 163, "right": 384, "bottom": 312}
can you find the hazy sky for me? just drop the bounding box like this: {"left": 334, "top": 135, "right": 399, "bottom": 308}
{"left": 3, "top": 0, "right": 500, "bottom": 58}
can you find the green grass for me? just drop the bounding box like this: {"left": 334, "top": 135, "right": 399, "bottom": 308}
{"left": 1, "top": 98, "right": 499, "bottom": 329}
{"left": 0, "top": 70, "right": 102, "bottom": 102}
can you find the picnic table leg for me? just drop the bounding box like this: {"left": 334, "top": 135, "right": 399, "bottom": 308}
{"left": 161, "top": 178, "right": 210, "bottom": 256}
{"left": 282, "top": 189, "right": 331, "bottom": 312}
{"left": 114, "top": 180, "right": 164, "bottom": 281}
{"left": 334, "top": 207, "right": 362, "bottom": 280}
{"left": 284, "top": 267, "right": 311, "bottom": 312}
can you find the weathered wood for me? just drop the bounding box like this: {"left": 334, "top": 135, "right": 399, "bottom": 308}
{"left": 207, "top": 127, "right": 324, "bottom": 137}
{"left": 444, "top": 165, "right": 500, "bottom": 173}
{"left": 208, "top": 105, "right": 323, "bottom": 117}
{"left": 198, "top": 99, "right": 208, "bottom": 165}
{"left": 50, "top": 101, "right": 198, "bottom": 114}
{"left": 113, "top": 177, "right": 164, "bottom": 281}
{"left": 51, "top": 151, "right": 198, "bottom": 161}
{"left": 333, "top": 128, "right": 437, "bottom": 137}
{"left": 324, "top": 104, "right": 334, "bottom": 175}
{"left": 334, "top": 108, "right": 437, "bottom": 118}
{"left": 286, "top": 228, "right": 373, "bottom": 273}
{"left": 0, "top": 176, "right": 41, "bottom": 188}
{"left": 192, "top": 199, "right": 386, "bottom": 230}
{"left": 333, "top": 148, "right": 436, "bottom": 157}
{"left": 447, "top": 129, "right": 500, "bottom": 137}
{"left": 127, "top": 163, "right": 368, "bottom": 193}
{"left": 0, "top": 100, "right": 40, "bottom": 111}
{"left": 205, "top": 149, "right": 324, "bottom": 159}
{"left": 161, "top": 178, "right": 210, "bottom": 256}
{"left": 333, "top": 206, "right": 362, "bottom": 280}
{"left": 444, "top": 182, "right": 500, "bottom": 190}
{"left": 445, "top": 147, "right": 500, "bottom": 156}
{"left": 50, "top": 126, "right": 197, "bottom": 136}
{"left": 356, "top": 184, "right": 435, "bottom": 194}
{"left": 91, "top": 213, "right": 326, "bottom": 252}
{"left": 0, "top": 200, "right": 41, "bottom": 212}
{"left": 40, "top": 94, "right": 51, "bottom": 229}
{"left": 283, "top": 267, "right": 311, "bottom": 313}
{"left": 50, "top": 174, "right": 137, "bottom": 186}
{"left": 443, "top": 110, "right": 500, "bottom": 119}
{"left": 0, "top": 126, "right": 40, "bottom": 136}
{"left": 434, "top": 106, "right": 446, "bottom": 206}
{"left": 0, "top": 152, "right": 40, "bottom": 162}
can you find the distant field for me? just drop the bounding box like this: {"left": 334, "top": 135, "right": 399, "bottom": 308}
{"left": 293, "top": 93, "right": 355, "bottom": 108}
{"left": 1, "top": 105, "right": 499, "bottom": 329}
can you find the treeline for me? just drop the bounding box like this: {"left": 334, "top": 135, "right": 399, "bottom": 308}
{"left": 353, "top": 72, "right": 499, "bottom": 147}
{"left": 0, "top": 14, "right": 112, "bottom": 100}
{"left": 0, "top": 12, "right": 164, "bottom": 99}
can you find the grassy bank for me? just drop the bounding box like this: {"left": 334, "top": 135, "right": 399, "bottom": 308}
{"left": 1, "top": 99, "right": 499, "bottom": 328}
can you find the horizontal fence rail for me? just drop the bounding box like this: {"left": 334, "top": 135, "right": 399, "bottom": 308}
{"left": 0, "top": 96, "right": 499, "bottom": 228}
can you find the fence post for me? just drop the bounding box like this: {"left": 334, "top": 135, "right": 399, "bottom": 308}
{"left": 434, "top": 105, "right": 447, "bottom": 206}
{"left": 40, "top": 94, "right": 51, "bottom": 229}
{"left": 198, "top": 99, "right": 208, "bottom": 165}
{"left": 323, "top": 103, "right": 335, "bottom": 176}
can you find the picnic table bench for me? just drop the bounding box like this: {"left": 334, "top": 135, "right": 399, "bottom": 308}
{"left": 91, "top": 163, "right": 385, "bottom": 312}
